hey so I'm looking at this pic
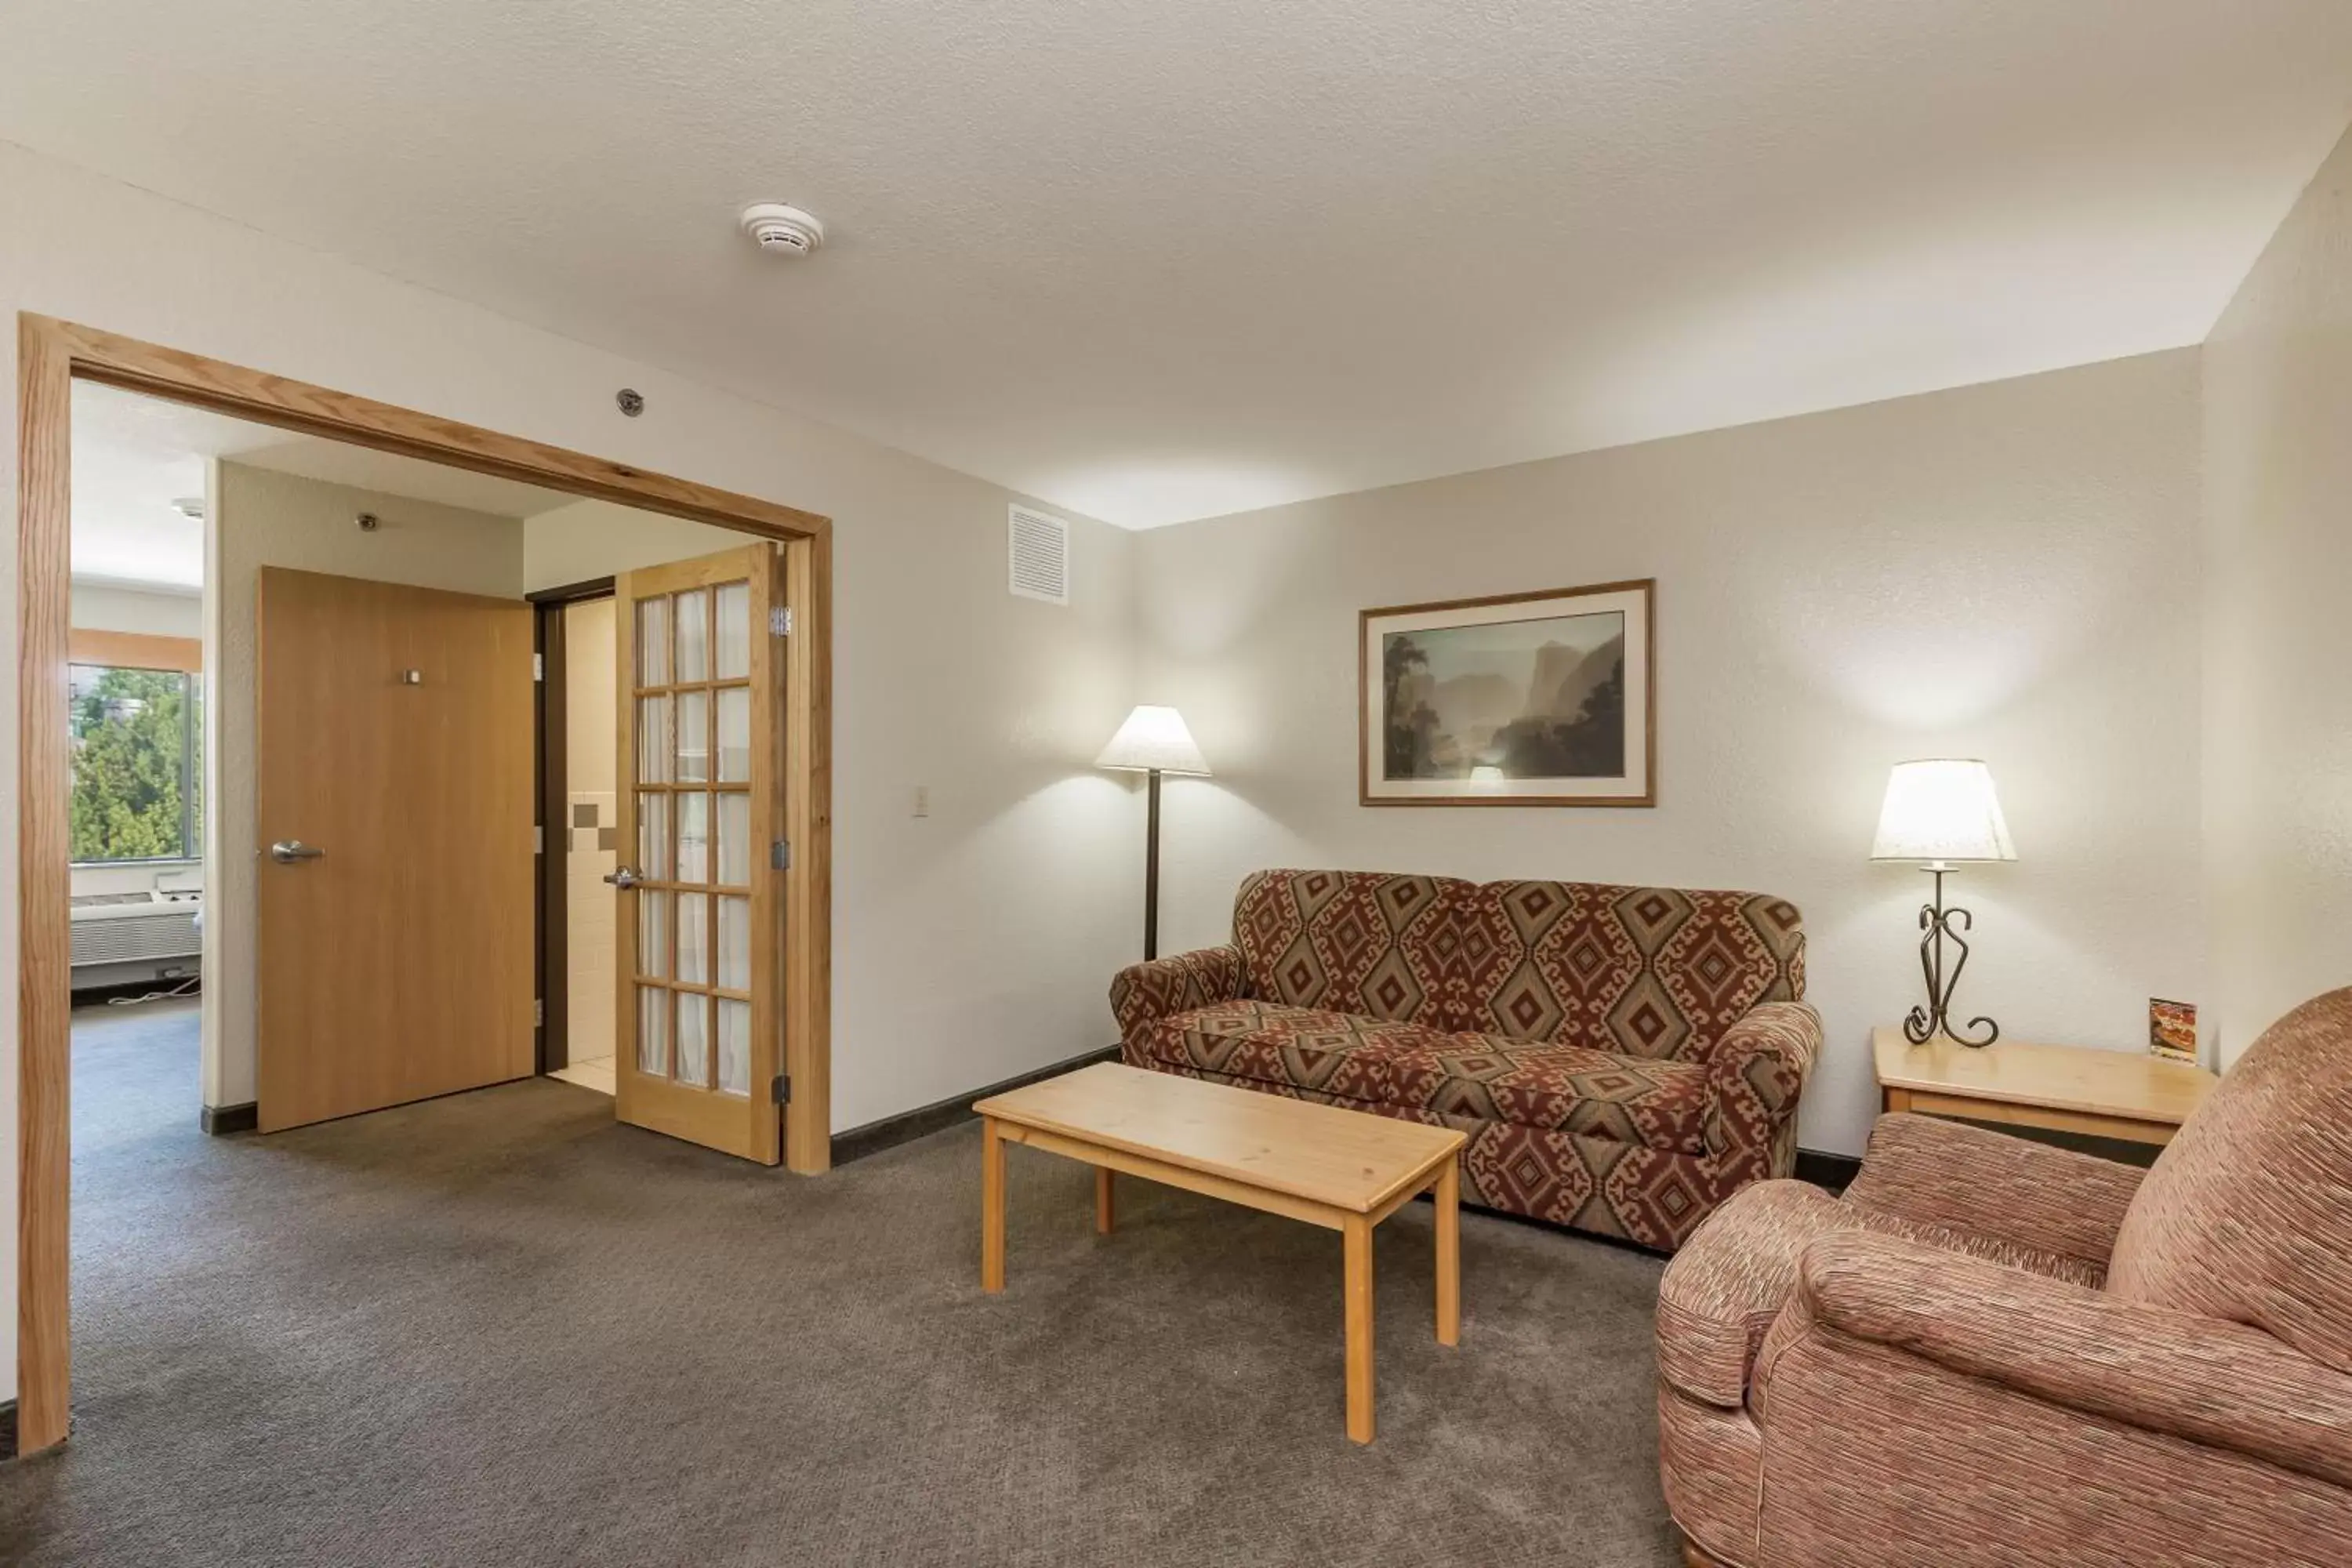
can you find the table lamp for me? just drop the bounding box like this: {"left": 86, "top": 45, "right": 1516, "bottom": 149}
{"left": 1096, "top": 706, "right": 1210, "bottom": 960}
{"left": 1871, "top": 758, "right": 2016, "bottom": 1047}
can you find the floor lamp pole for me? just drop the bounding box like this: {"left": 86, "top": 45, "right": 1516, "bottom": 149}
{"left": 1144, "top": 767, "right": 1161, "bottom": 960}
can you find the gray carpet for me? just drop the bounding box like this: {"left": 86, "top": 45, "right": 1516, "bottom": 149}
{"left": 2, "top": 999, "right": 1677, "bottom": 1566}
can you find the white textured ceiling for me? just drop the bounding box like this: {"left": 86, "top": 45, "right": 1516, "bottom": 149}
{"left": 12, "top": 2, "right": 2352, "bottom": 528}
{"left": 71, "top": 383, "right": 572, "bottom": 590}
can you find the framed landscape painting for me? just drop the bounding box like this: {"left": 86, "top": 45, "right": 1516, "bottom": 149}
{"left": 1359, "top": 579, "right": 1654, "bottom": 806}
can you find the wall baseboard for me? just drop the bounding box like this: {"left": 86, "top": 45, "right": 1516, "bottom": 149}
{"left": 200, "top": 1102, "right": 258, "bottom": 1136}
{"left": 831, "top": 1046, "right": 1121, "bottom": 1167}
{"left": 1794, "top": 1147, "right": 1861, "bottom": 1193}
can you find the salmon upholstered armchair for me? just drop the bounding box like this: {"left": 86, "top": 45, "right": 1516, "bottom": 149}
{"left": 1655, "top": 988, "right": 2352, "bottom": 1568}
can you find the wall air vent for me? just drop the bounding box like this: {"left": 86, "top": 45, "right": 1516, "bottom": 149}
{"left": 1007, "top": 505, "right": 1071, "bottom": 605}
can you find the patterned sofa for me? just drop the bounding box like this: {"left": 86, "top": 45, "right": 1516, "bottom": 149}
{"left": 1109, "top": 869, "right": 1820, "bottom": 1252}
{"left": 1655, "top": 987, "right": 2352, "bottom": 1568}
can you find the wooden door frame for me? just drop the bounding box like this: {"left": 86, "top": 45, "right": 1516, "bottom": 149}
{"left": 15, "top": 314, "right": 835, "bottom": 1457}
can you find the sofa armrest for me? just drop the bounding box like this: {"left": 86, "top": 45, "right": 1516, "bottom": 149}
{"left": 1844, "top": 1112, "right": 2142, "bottom": 1271}
{"left": 1109, "top": 945, "right": 1247, "bottom": 1044}
{"left": 1701, "top": 1001, "right": 1821, "bottom": 1183}
{"left": 1791, "top": 1229, "right": 2352, "bottom": 1492}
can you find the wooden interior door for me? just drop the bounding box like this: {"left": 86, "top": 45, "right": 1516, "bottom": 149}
{"left": 256, "top": 568, "right": 535, "bottom": 1131}
{"left": 613, "top": 543, "right": 786, "bottom": 1163}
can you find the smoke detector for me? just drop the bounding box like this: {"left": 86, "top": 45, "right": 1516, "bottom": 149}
{"left": 739, "top": 201, "right": 825, "bottom": 257}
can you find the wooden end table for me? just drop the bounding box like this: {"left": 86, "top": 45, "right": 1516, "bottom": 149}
{"left": 975, "top": 1062, "right": 1466, "bottom": 1444}
{"left": 1872, "top": 1026, "right": 2218, "bottom": 1147}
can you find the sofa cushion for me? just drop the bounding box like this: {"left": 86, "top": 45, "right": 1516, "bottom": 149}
{"left": 1134, "top": 1000, "right": 1437, "bottom": 1101}
{"left": 1659, "top": 1178, "right": 2112, "bottom": 1410}
{"left": 1454, "top": 880, "right": 1806, "bottom": 1062}
{"left": 1381, "top": 1038, "right": 1711, "bottom": 1155}
{"left": 1138, "top": 1000, "right": 1710, "bottom": 1153}
{"left": 1231, "top": 869, "right": 1478, "bottom": 1025}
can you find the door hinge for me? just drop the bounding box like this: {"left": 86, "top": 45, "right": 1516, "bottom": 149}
{"left": 770, "top": 606, "right": 793, "bottom": 637}
{"left": 533, "top": 652, "right": 544, "bottom": 681}
{"left": 771, "top": 1073, "right": 791, "bottom": 1105}
{"left": 534, "top": 998, "right": 544, "bottom": 1028}
{"left": 771, "top": 839, "right": 790, "bottom": 871}
{"left": 535, "top": 824, "right": 544, "bottom": 855}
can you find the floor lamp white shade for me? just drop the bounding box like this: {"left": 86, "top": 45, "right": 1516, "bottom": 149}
{"left": 1094, "top": 705, "right": 1211, "bottom": 776}
{"left": 1097, "top": 706, "right": 1209, "bottom": 961}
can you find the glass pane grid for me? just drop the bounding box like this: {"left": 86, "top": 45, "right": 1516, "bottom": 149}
{"left": 630, "top": 579, "right": 764, "bottom": 1095}
{"left": 715, "top": 581, "right": 751, "bottom": 681}
{"left": 676, "top": 586, "right": 710, "bottom": 684}
{"left": 677, "top": 690, "right": 710, "bottom": 782}
{"left": 717, "top": 999, "right": 750, "bottom": 1097}
{"left": 636, "top": 596, "right": 670, "bottom": 687}
{"left": 675, "top": 990, "right": 710, "bottom": 1088}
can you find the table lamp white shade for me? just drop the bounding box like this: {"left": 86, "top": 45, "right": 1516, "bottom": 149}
{"left": 1871, "top": 759, "right": 2016, "bottom": 863}
{"left": 1095, "top": 705, "right": 1210, "bottom": 775}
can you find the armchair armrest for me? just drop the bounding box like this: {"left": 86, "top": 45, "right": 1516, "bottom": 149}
{"left": 1109, "top": 945, "right": 1247, "bottom": 1044}
{"left": 1790, "top": 1230, "right": 2352, "bottom": 1492}
{"left": 1844, "top": 1112, "right": 2142, "bottom": 1272}
{"left": 1702, "top": 1001, "right": 1821, "bottom": 1184}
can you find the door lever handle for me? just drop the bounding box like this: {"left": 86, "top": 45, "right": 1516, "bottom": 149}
{"left": 604, "top": 866, "right": 646, "bottom": 890}
{"left": 270, "top": 840, "right": 325, "bottom": 863}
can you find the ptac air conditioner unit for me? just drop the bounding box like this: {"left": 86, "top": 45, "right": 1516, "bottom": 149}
{"left": 69, "top": 889, "right": 203, "bottom": 993}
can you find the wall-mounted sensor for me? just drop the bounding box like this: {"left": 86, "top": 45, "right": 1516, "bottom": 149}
{"left": 355, "top": 512, "right": 381, "bottom": 532}
{"left": 616, "top": 388, "right": 644, "bottom": 417}
{"left": 740, "top": 201, "right": 826, "bottom": 257}
{"left": 170, "top": 496, "right": 205, "bottom": 521}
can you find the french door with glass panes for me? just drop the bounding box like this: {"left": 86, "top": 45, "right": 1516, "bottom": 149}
{"left": 612, "top": 543, "right": 786, "bottom": 1163}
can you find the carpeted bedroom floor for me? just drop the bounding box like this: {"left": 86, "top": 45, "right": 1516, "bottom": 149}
{"left": 0, "top": 999, "right": 1678, "bottom": 1567}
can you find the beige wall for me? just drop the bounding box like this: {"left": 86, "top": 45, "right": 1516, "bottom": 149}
{"left": 2201, "top": 125, "right": 2352, "bottom": 1062}
{"left": 523, "top": 499, "right": 744, "bottom": 593}
{"left": 201, "top": 462, "right": 524, "bottom": 1107}
{"left": 70, "top": 581, "right": 204, "bottom": 639}
{"left": 1133, "top": 350, "right": 2205, "bottom": 1156}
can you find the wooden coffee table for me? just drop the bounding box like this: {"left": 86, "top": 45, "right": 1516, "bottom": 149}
{"left": 974, "top": 1062, "right": 1466, "bottom": 1443}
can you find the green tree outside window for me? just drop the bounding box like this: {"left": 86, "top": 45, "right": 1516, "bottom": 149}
{"left": 69, "top": 665, "right": 203, "bottom": 862}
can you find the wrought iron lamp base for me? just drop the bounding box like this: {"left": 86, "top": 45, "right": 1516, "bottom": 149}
{"left": 1904, "top": 863, "right": 2000, "bottom": 1048}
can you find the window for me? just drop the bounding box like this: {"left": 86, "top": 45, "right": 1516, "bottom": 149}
{"left": 69, "top": 664, "right": 202, "bottom": 863}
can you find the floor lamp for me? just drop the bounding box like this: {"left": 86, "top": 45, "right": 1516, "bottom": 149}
{"left": 1095, "top": 706, "right": 1211, "bottom": 960}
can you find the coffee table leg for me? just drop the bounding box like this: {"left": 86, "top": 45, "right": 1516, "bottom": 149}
{"left": 981, "top": 1115, "right": 1006, "bottom": 1293}
{"left": 1344, "top": 1214, "right": 1375, "bottom": 1444}
{"left": 1095, "top": 1167, "right": 1115, "bottom": 1235}
{"left": 1435, "top": 1156, "right": 1460, "bottom": 1347}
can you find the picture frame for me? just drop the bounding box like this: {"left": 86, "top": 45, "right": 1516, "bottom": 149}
{"left": 1359, "top": 578, "right": 1655, "bottom": 807}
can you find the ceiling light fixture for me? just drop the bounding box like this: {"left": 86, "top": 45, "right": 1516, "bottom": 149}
{"left": 739, "top": 201, "right": 826, "bottom": 257}
{"left": 170, "top": 496, "right": 205, "bottom": 521}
